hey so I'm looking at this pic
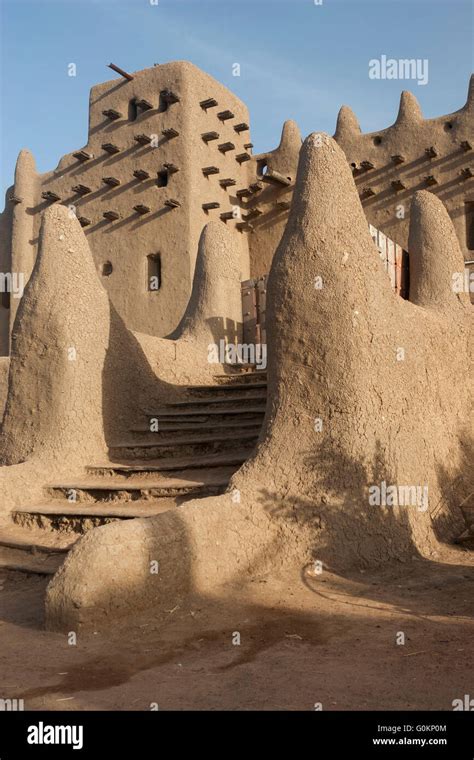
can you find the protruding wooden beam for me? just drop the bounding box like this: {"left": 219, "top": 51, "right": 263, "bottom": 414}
{"left": 41, "top": 190, "right": 60, "bottom": 202}
{"left": 202, "top": 131, "right": 219, "bottom": 142}
{"left": 360, "top": 160, "right": 374, "bottom": 171}
{"left": 391, "top": 179, "right": 406, "bottom": 191}
{"left": 236, "top": 188, "right": 252, "bottom": 198}
{"left": 391, "top": 154, "right": 405, "bottom": 164}
{"left": 249, "top": 182, "right": 263, "bottom": 193}
{"left": 202, "top": 166, "right": 220, "bottom": 176}
{"left": 72, "top": 184, "right": 92, "bottom": 196}
{"left": 461, "top": 140, "right": 472, "bottom": 151}
{"left": 78, "top": 216, "right": 91, "bottom": 227}
{"left": 243, "top": 208, "right": 262, "bottom": 221}
{"left": 200, "top": 98, "right": 218, "bottom": 110}
{"left": 162, "top": 127, "right": 179, "bottom": 139}
{"left": 133, "top": 169, "right": 150, "bottom": 181}
{"left": 103, "top": 210, "right": 120, "bottom": 221}
{"left": 220, "top": 211, "right": 235, "bottom": 221}
{"left": 102, "top": 108, "right": 122, "bottom": 121}
{"left": 134, "top": 204, "right": 151, "bottom": 215}
{"left": 163, "top": 162, "right": 179, "bottom": 174}
{"left": 102, "top": 143, "right": 121, "bottom": 155}
{"left": 236, "top": 221, "right": 252, "bottom": 232}
{"left": 102, "top": 176, "right": 121, "bottom": 187}
{"left": 276, "top": 200, "right": 291, "bottom": 210}
{"left": 244, "top": 143, "right": 253, "bottom": 150}
{"left": 424, "top": 175, "right": 438, "bottom": 186}
{"left": 234, "top": 123, "right": 249, "bottom": 133}
{"left": 134, "top": 133, "right": 152, "bottom": 146}
{"left": 73, "top": 150, "right": 94, "bottom": 162}
{"left": 160, "top": 89, "right": 180, "bottom": 105}
{"left": 218, "top": 142, "right": 235, "bottom": 153}
{"left": 219, "top": 178, "right": 236, "bottom": 188}
{"left": 202, "top": 202, "right": 220, "bottom": 210}
{"left": 108, "top": 63, "right": 134, "bottom": 81}
{"left": 217, "top": 110, "right": 234, "bottom": 121}
{"left": 261, "top": 168, "right": 291, "bottom": 186}
{"left": 425, "top": 146, "right": 438, "bottom": 158}
{"left": 9, "top": 194, "right": 22, "bottom": 204}
{"left": 460, "top": 167, "right": 473, "bottom": 179}
{"left": 136, "top": 98, "right": 153, "bottom": 111}
{"left": 164, "top": 198, "right": 180, "bottom": 208}
{"left": 236, "top": 153, "right": 251, "bottom": 163}
{"left": 360, "top": 187, "right": 375, "bottom": 199}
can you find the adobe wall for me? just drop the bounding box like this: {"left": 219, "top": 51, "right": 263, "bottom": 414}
{"left": 246, "top": 121, "right": 302, "bottom": 278}
{"left": 335, "top": 79, "right": 474, "bottom": 261}
{"left": 45, "top": 134, "right": 473, "bottom": 631}
{"left": 2, "top": 65, "right": 472, "bottom": 347}
{"left": 243, "top": 78, "right": 474, "bottom": 279}
{"left": 4, "top": 62, "right": 250, "bottom": 340}
{"left": 0, "top": 189, "right": 14, "bottom": 355}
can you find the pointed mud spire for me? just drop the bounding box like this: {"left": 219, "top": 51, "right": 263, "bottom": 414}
{"left": 278, "top": 119, "right": 303, "bottom": 151}
{"left": 265, "top": 132, "right": 392, "bottom": 428}
{"left": 395, "top": 91, "right": 423, "bottom": 126}
{"left": 466, "top": 73, "right": 474, "bottom": 110}
{"left": 168, "top": 221, "right": 242, "bottom": 345}
{"left": 11, "top": 148, "right": 38, "bottom": 303}
{"left": 14, "top": 148, "right": 37, "bottom": 182}
{"left": 334, "top": 105, "right": 361, "bottom": 142}
{"left": 408, "top": 190, "right": 469, "bottom": 309}
{"left": 270, "top": 119, "right": 303, "bottom": 178}
{"left": 0, "top": 205, "right": 110, "bottom": 466}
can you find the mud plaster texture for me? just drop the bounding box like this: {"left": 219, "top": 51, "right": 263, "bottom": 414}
{"left": 334, "top": 83, "right": 474, "bottom": 261}
{"left": 2, "top": 65, "right": 471, "bottom": 362}
{"left": 45, "top": 135, "right": 473, "bottom": 631}
{"left": 0, "top": 62, "right": 251, "bottom": 353}
{"left": 243, "top": 78, "right": 474, "bottom": 287}
{"left": 0, "top": 207, "right": 243, "bottom": 517}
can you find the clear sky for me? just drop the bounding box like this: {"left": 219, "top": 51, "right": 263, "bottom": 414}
{"left": 0, "top": 0, "right": 472, "bottom": 198}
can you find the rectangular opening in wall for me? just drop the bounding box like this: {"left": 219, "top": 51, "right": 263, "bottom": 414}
{"left": 156, "top": 170, "right": 168, "bottom": 188}
{"left": 256, "top": 158, "right": 268, "bottom": 179}
{"left": 465, "top": 202, "right": 474, "bottom": 250}
{"left": 128, "top": 99, "right": 138, "bottom": 121}
{"left": 158, "top": 91, "right": 169, "bottom": 113}
{"left": 147, "top": 253, "right": 161, "bottom": 292}
{"left": 1, "top": 290, "right": 10, "bottom": 309}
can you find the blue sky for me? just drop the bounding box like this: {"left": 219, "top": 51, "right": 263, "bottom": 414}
{"left": 0, "top": 0, "right": 472, "bottom": 198}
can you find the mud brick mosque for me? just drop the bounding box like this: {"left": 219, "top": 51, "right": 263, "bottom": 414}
{"left": 0, "top": 61, "right": 472, "bottom": 630}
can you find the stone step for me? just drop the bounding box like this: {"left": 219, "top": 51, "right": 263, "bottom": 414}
{"left": 46, "top": 468, "right": 234, "bottom": 502}
{"left": 130, "top": 421, "right": 262, "bottom": 437}
{"left": 0, "top": 523, "right": 75, "bottom": 554}
{"left": 159, "top": 393, "right": 267, "bottom": 408}
{"left": 213, "top": 363, "right": 263, "bottom": 372}
{"left": 144, "top": 406, "right": 266, "bottom": 419}
{"left": 12, "top": 499, "right": 180, "bottom": 535}
{"left": 76, "top": 464, "right": 238, "bottom": 484}
{"left": 0, "top": 546, "right": 65, "bottom": 576}
{"left": 213, "top": 371, "right": 267, "bottom": 385}
{"left": 87, "top": 449, "right": 252, "bottom": 476}
{"left": 186, "top": 381, "right": 267, "bottom": 394}
{"left": 110, "top": 431, "right": 259, "bottom": 460}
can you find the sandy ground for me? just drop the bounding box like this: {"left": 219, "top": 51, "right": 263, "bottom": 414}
{"left": 1, "top": 543, "right": 473, "bottom": 712}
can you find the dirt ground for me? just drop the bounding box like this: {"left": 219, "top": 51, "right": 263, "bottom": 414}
{"left": 1, "top": 542, "right": 473, "bottom": 712}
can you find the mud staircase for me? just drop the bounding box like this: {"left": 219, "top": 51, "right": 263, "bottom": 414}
{"left": 0, "top": 370, "right": 267, "bottom": 576}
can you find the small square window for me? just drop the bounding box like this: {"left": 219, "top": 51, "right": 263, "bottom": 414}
{"left": 147, "top": 253, "right": 161, "bottom": 291}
